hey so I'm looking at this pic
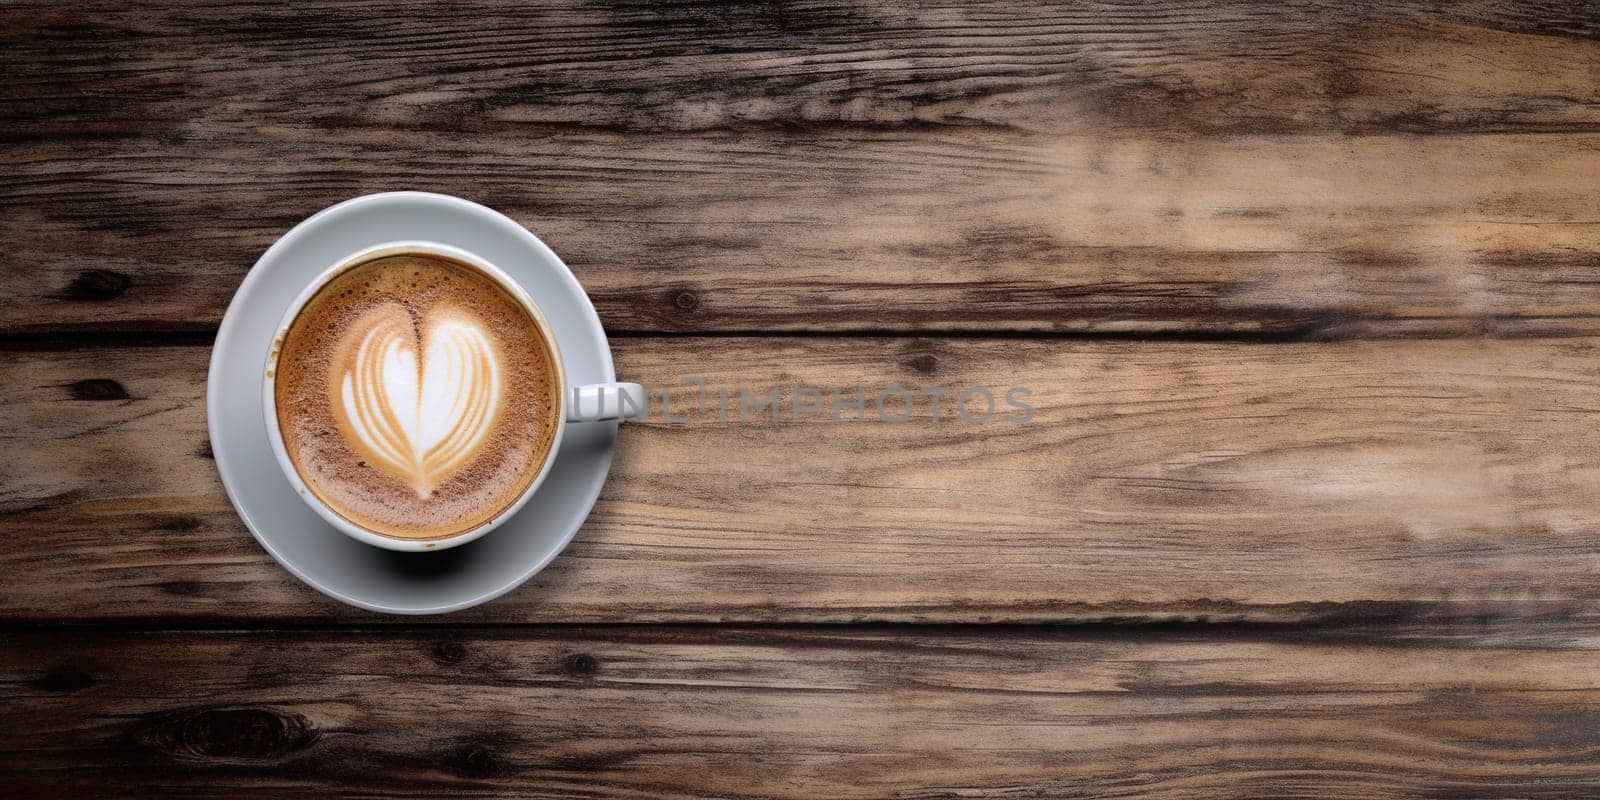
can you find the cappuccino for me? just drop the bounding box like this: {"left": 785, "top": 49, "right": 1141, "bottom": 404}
{"left": 273, "top": 253, "right": 560, "bottom": 539}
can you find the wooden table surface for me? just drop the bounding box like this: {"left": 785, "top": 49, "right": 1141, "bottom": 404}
{"left": 5, "top": 2, "right": 1600, "bottom": 797}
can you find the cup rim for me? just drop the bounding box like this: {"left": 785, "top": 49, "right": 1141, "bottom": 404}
{"left": 261, "top": 240, "right": 568, "bottom": 552}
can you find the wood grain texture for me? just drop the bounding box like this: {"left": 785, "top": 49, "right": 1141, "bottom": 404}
{"left": 6, "top": 626, "right": 1600, "bottom": 798}
{"left": 7, "top": 4, "right": 1600, "bottom": 792}
{"left": 8, "top": 337, "right": 1600, "bottom": 622}
{"left": 4, "top": 1, "right": 1600, "bottom": 336}
{"left": 6, "top": 129, "right": 1600, "bottom": 337}
{"left": 6, "top": 0, "right": 1597, "bottom": 136}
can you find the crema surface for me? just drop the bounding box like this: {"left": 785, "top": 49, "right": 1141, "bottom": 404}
{"left": 274, "top": 254, "right": 559, "bottom": 539}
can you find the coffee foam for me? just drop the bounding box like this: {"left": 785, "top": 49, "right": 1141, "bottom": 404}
{"left": 274, "top": 254, "right": 558, "bottom": 540}
{"left": 336, "top": 302, "right": 502, "bottom": 498}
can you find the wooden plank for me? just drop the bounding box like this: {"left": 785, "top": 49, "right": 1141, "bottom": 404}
{"left": 4, "top": 128, "right": 1600, "bottom": 336}
{"left": 5, "top": 626, "right": 1600, "bottom": 798}
{"left": 7, "top": 337, "right": 1600, "bottom": 622}
{"left": 6, "top": 1, "right": 1596, "bottom": 137}
{"left": 3, "top": 1, "right": 1599, "bottom": 336}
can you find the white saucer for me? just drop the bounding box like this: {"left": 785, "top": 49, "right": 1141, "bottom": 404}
{"left": 207, "top": 192, "right": 620, "bottom": 614}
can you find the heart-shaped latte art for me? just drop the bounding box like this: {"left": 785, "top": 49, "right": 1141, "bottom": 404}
{"left": 331, "top": 303, "right": 502, "bottom": 498}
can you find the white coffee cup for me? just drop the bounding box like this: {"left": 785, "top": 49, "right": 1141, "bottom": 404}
{"left": 262, "top": 240, "right": 645, "bottom": 552}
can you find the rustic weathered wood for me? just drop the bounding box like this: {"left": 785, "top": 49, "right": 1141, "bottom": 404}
{"left": 6, "top": 626, "right": 1600, "bottom": 798}
{"left": 5, "top": 130, "right": 1600, "bottom": 337}
{"left": 5, "top": 4, "right": 1600, "bottom": 795}
{"left": 8, "top": 337, "right": 1600, "bottom": 622}
{"left": 4, "top": 1, "right": 1599, "bottom": 336}
{"left": 7, "top": 1, "right": 1596, "bottom": 136}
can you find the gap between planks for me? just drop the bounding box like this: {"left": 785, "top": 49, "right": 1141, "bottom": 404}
{"left": 17, "top": 317, "right": 1600, "bottom": 352}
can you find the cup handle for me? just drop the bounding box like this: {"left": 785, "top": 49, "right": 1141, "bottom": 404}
{"left": 566, "top": 382, "right": 648, "bottom": 422}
